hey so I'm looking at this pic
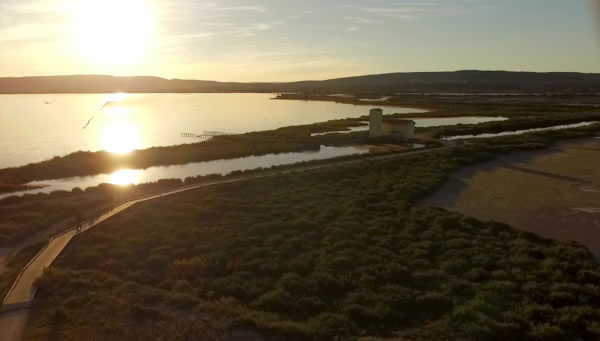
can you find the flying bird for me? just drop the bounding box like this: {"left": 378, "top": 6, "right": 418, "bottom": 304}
{"left": 82, "top": 114, "right": 96, "bottom": 130}
{"left": 101, "top": 98, "right": 124, "bottom": 109}
{"left": 82, "top": 100, "right": 113, "bottom": 129}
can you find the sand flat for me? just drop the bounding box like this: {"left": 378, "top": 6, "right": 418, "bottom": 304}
{"left": 420, "top": 138, "right": 600, "bottom": 258}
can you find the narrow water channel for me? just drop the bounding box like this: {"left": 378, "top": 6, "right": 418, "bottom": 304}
{"left": 1, "top": 146, "right": 369, "bottom": 199}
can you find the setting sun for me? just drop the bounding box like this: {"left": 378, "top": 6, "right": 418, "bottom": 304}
{"left": 68, "top": 0, "right": 155, "bottom": 68}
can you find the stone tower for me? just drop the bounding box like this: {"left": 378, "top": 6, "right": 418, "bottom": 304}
{"left": 369, "top": 108, "right": 383, "bottom": 138}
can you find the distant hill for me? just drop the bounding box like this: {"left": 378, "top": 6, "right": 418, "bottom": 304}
{"left": 285, "top": 71, "right": 600, "bottom": 93}
{"left": 1, "top": 71, "right": 600, "bottom": 94}
{"left": 0, "top": 75, "right": 273, "bottom": 94}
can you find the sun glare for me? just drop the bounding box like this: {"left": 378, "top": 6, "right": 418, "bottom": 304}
{"left": 105, "top": 106, "right": 128, "bottom": 117}
{"left": 99, "top": 94, "right": 141, "bottom": 154}
{"left": 101, "top": 120, "right": 142, "bottom": 154}
{"left": 106, "top": 93, "right": 128, "bottom": 102}
{"left": 109, "top": 169, "right": 142, "bottom": 186}
{"left": 68, "top": 0, "right": 155, "bottom": 68}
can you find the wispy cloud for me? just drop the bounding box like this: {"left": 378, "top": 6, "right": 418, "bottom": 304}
{"left": 343, "top": 16, "right": 380, "bottom": 24}
{"left": 235, "top": 20, "right": 287, "bottom": 37}
{"left": 289, "top": 10, "right": 311, "bottom": 20}
{"left": 176, "top": 46, "right": 374, "bottom": 81}
{"left": 162, "top": 19, "right": 285, "bottom": 44}
{"left": 204, "top": 5, "right": 265, "bottom": 12}
{"left": 342, "top": 1, "right": 472, "bottom": 21}
{"left": 155, "top": 1, "right": 282, "bottom": 43}
{"left": 0, "top": 22, "right": 57, "bottom": 42}
{"left": 168, "top": 32, "right": 216, "bottom": 41}
{"left": 235, "top": 23, "right": 274, "bottom": 37}
{"left": 160, "top": 1, "right": 266, "bottom": 13}
{"left": 1, "top": 0, "right": 65, "bottom": 15}
{"left": 357, "top": 7, "right": 420, "bottom": 20}
{"left": 244, "top": 23, "right": 273, "bottom": 31}
{"left": 0, "top": 0, "right": 69, "bottom": 42}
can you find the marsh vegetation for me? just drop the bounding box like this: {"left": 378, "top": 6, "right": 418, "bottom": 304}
{"left": 23, "top": 126, "right": 600, "bottom": 340}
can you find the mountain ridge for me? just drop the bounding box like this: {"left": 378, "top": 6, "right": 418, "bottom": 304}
{"left": 2, "top": 70, "right": 600, "bottom": 94}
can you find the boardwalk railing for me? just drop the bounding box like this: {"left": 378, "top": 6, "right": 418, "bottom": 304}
{"left": 1, "top": 220, "right": 81, "bottom": 305}
{"left": 0, "top": 301, "right": 31, "bottom": 314}
{"left": 0, "top": 184, "right": 218, "bottom": 306}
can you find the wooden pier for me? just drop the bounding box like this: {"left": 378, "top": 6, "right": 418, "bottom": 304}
{"left": 181, "top": 131, "right": 232, "bottom": 139}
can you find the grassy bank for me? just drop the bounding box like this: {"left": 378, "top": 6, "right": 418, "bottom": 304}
{"left": 24, "top": 126, "right": 600, "bottom": 340}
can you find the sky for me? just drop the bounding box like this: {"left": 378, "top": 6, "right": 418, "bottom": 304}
{"left": 1, "top": 0, "right": 600, "bottom": 81}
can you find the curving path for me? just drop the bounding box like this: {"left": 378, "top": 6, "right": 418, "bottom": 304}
{"left": 0, "top": 146, "right": 445, "bottom": 341}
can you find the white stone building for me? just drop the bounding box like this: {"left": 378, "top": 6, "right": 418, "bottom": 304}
{"left": 382, "top": 119, "right": 416, "bottom": 140}
{"left": 369, "top": 108, "right": 415, "bottom": 140}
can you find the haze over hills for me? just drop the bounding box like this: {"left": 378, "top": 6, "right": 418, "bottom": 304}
{"left": 1, "top": 71, "right": 600, "bottom": 94}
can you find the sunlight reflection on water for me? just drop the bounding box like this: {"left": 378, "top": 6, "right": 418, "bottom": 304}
{"left": 99, "top": 98, "right": 143, "bottom": 154}
{"left": 100, "top": 120, "right": 142, "bottom": 154}
{"left": 109, "top": 169, "right": 143, "bottom": 186}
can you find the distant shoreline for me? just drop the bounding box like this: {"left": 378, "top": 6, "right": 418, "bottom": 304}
{"left": 0, "top": 91, "right": 278, "bottom": 95}
{"left": 2, "top": 70, "right": 600, "bottom": 94}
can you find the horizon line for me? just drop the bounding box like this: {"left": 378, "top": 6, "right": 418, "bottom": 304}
{"left": 2, "top": 69, "right": 600, "bottom": 84}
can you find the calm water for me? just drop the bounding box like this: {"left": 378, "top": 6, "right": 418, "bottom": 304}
{"left": 0, "top": 145, "right": 368, "bottom": 199}
{"left": 0, "top": 93, "right": 425, "bottom": 168}
{"left": 443, "top": 122, "right": 597, "bottom": 140}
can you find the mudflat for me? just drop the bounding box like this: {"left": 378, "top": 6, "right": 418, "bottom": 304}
{"left": 420, "top": 138, "right": 600, "bottom": 258}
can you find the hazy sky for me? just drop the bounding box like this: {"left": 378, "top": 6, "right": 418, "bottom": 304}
{"left": 1, "top": 0, "right": 600, "bottom": 81}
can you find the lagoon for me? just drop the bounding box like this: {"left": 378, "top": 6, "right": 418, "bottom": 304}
{"left": 0, "top": 93, "right": 425, "bottom": 168}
